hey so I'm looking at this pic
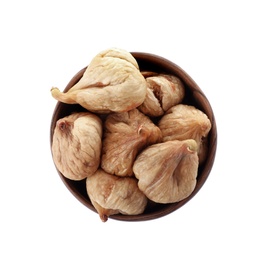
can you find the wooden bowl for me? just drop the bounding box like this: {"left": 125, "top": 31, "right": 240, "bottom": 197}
{"left": 50, "top": 52, "right": 217, "bottom": 221}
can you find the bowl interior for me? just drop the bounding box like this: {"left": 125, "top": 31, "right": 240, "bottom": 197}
{"left": 50, "top": 52, "right": 217, "bottom": 221}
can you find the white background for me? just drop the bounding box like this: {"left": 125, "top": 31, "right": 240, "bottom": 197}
{"left": 1, "top": 0, "right": 261, "bottom": 259}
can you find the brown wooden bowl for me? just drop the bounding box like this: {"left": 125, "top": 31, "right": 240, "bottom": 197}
{"left": 50, "top": 52, "right": 217, "bottom": 221}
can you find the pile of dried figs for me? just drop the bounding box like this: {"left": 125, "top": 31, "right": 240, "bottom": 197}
{"left": 51, "top": 48, "right": 211, "bottom": 222}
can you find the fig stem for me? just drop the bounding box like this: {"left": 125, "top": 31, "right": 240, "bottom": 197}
{"left": 186, "top": 139, "right": 198, "bottom": 153}
{"left": 51, "top": 87, "right": 76, "bottom": 104}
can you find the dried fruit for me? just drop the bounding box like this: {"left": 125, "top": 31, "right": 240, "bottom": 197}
{"left": 50, "top": 48, "right": 213, "bottom": 221}
{"left": 158, "top": 104, "right": 211, "bottom": 163}
{"left": 52, "top": 112, "right": 102, "bottom": 180}
{"left": 51, "top": 48, "right": 147, "bottom": 113}
{"left": 86, "top": 169, "right": 148, "bottom": 222}
{"left": 133, "top": 139, "right": 199, "bottom": 203}
{"left": 138, "top": 73, "right": 185, "bottom": 117}
{"left": 101, "top": 108, "right": 162, "bottom": 177}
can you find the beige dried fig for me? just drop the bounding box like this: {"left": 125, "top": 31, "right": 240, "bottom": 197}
{"left": 101, "top": 108, "right": 162, "bottom": 177}
{"left": 138, "top": 73, "right": 185, "bottom": 117}
{"left": 158, "top": 104, "right": 211, "bottom": 164}
{"left": 52, "top": 112, "right": 102, "bottom": 180}
{"left": 86, "top": 169, "right": 148, "bottom": 222}
{"left": 133, "top": 139, "right": 199, "bottom": 203}
{"left": 51, "top": 48, "right": 147, "bottom": 113}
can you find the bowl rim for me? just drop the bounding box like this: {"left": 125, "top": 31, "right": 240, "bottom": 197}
{"left": 50, "top": 51, "right": 217, "bottom": 221}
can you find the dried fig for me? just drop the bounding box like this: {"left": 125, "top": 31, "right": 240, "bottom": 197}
{"left": 138, "top": 73, "right": 185, "bottom": 117}
{"left": 133, "top": 139, "right": 199, "bottom": 203}
{"left": 86, "top": 169, "right": 148, "bottom": 222}
{"left": 51, "top": 48, "right": 147, "bottom": 113}
{"left": 101, "top": 108, "right": 162, "bottom": 177}
{"left": 158, "top": 104, "right": 211, "bottom": 164}
{"left": 52, "top": 112, "right": 102, "bottom": 180}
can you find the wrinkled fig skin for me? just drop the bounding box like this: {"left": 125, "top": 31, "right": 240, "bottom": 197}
{"left": 101, "top": 108, "right": 162, "bottom": 177}
{"left": 86, "top": 169, "right": 148, "bottom": 222}
{"left": 52, "top": 112, "right": 102, "bottom": 180}
{"left": 133, "top": 139, "right": 199, "bottom": 204}
{"left": 138, "top": 73, "right": 185, "bottom": 117}
{"left": 158, "top": 104, "right": 211, "bottom": 164}
{"left": 51, "top": 48, "right": 147, "bottom": 113}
